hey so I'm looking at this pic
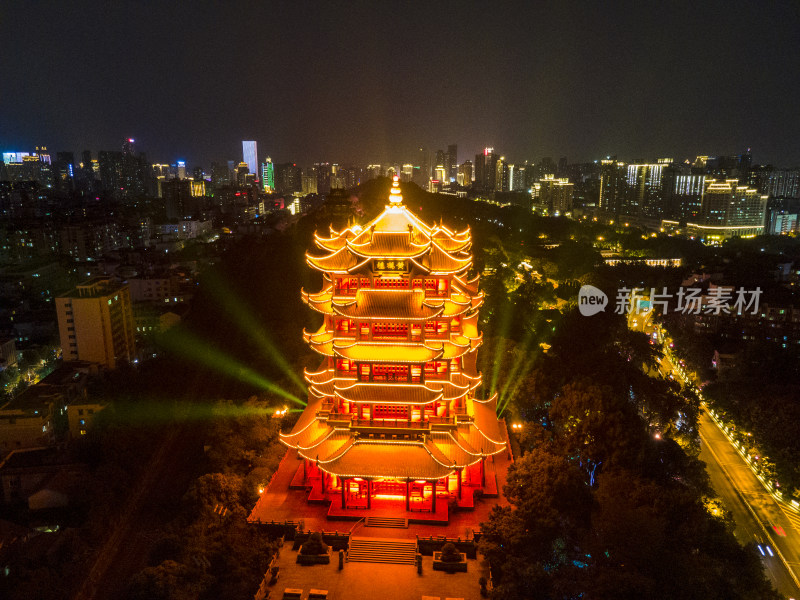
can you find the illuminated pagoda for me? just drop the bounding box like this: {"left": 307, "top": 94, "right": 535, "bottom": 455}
{"left": 281, "top": 176, "right": 506, "bottom": 516}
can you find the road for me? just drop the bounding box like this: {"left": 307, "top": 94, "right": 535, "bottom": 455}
{"left": 628, "top": 313, "right": 800, "bottom": 597}
{"left": 700, "top": 410, "right": 800, "bottom": 599}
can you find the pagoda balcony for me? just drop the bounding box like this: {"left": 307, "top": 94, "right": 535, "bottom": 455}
{"left": 320, "top": 414, "right": 459, "bottom": 432}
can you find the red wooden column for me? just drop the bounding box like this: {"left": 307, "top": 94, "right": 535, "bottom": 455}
{"left": 431, "top": 481, "right": 437, "bottom": 513}
{"left": 405, "top": 479, "right": 410, "bottom": 511}
{"left": 367, "top": 479, "right": 372, "bottom": 509}
{"left": 341, "top": 478, "right": 347, "bottom": 509}
{"left": 457, "top": 468, "right": 462, "bottom": 499}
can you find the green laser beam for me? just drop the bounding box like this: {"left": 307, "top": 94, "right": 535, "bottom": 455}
{"left": 496, "top": 329, "right": 537, "bottom": 402}
{"left": 202, "top": 269, "right": 307, "bottom": 395}
{"left": 158, "top": 327, "right": 306, "bottom": 407}
{"left": 497, "top": 350, "right": 539, "bottom": 416}
{"left": 488, "top": 304, "right": 515, "bottom": 394}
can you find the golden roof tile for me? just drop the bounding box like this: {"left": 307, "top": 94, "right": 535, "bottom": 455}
{"left": 319, "top": 441, "right": 454, "bottom": 479}
{"left": 333, "top": 383, "right": 442, "bottom": 405}
{"left": 333, "top": 288, "right": 442, "bottom": 321}
{"left": 333, "top": 341, "right": 441, "bottom": 363}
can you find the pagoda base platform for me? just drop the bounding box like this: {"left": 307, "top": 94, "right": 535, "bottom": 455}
{"left": 249, "top": 446, "right": 512, "bottom": 535}
{"left": 327, "top": 495, "right": 450, "bottom": 525}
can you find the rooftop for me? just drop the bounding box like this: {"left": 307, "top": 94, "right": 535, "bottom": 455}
{"left": 60, "top": 276, "right": 127, "bottom": 299}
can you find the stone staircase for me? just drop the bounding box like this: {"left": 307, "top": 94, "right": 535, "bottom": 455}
{"left": 365, "top": 515, "right": 408, "bottom": 528}
{"left": 347, "top": 537, "right": 417, "bottom": 565}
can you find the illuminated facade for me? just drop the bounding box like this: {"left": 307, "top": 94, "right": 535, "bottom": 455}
{"left": 281, "top": 177, "right": 506, "bottom": 513}
{"left": 261, "top": 157, "right": 275, "bottom": 192}
{"left": 242, "top": 140, "right": 258, "bottom": 181}
{"left": 532, "top": 174, "right": 574, "bottom": 215}
{"left": 55, "top": 277, "right": 136, "bottom": 369}
{"left": 687, "top": 179, "right": 767, "bottom": 243}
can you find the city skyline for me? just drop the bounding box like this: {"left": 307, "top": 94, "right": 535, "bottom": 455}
{"left": 2, "top": 2, "right": 799, "bottom": 167}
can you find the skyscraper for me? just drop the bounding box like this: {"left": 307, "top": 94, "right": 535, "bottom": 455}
{"left": 242, "top": 141, "right": 258, "bottom": 181}
{"left": 261, "top": 157, "right": 275, "bottom": 192}
{"left": 598, "top": 158, "right": 626, "bottom": 214}
{"left": 474, "top": 148, "right": 498, "bottom": 191}
{"left": 625, "top": 162, "right": 666, "bottom": 218}
{"left": 446, "top": 144, "right": 458, "bottom": 181}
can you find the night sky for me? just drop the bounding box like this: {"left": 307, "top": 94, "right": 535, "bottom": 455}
{"left": 2, "top": 1, "right": 799, "bottom": 168}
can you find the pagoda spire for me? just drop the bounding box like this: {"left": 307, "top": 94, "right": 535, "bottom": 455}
{"left": 389, "top": 175, "right": 403, "bottom": 205}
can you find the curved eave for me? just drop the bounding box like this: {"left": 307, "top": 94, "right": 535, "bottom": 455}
{"left": 302, "top": 288, "right": 335, "bottom": 314}
{"left": 346, "top": 238, "right": 431, "bottom": 259}
{"left": 315, "top": 440, "right": 455, "bottom": 480}
{"left": 334, "top": 383, "right": 443, "bottom": 405}
{"left": 426, "top": 341, "right": 471, "bottom": 360}
{"left": 305, "top": 246, "right": 358, "bottom": 274}
{"left": 333, "top": 342, "right": 443, "bottom": 363}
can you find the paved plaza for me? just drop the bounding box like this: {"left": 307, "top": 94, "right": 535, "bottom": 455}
{"left": 266, "top": 539, "right": 488, "bottom": 600}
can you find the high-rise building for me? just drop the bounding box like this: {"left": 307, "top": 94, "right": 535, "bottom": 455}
{"left": 446, "top": 144, "right": 458, "bottom": 181}
{"left": 625, "top": 162, "right": 666, "bottom": 218}
{"left": 56, "top": 277, "right": 136, "bottom": 369}
{"left": 666, "top": 174, "right": 706, "bottom": 221}
{"left": 302, "top": 171, "right": 319, "bottom": 195}
{"left": 53, "top": 152, "right": 75, "bottom": 194}
{"left": 242, "top": 141, "right": 258, "bottom": 181}
{"left": 210, "top": 161, "right": 231, "bottom": 188}
{"left": 494, "top": 157, "right": 509, "bottom": 192}
{"left": 508, "top": 164, "right": 527, "bottom": 192}
{"left": 474, "top": 148, "right": 498, "bottom": 191}
{"left": 261, "top": 158, "right": 275, "bottom": 192}
{"left": 598, "top": 158, "right": 626, "bottom": 214}
{"left": 274, "top": 163, "right": 302, "bottom": 193}
{"left": 162, "top": 179, "right": 194, "bottom": 220}
{"left": 457, "top": 161, "right": 473, "bottom": 187}
{"left": 278, "top": 177, "right": 506, "bottom": 517}
{"left": 686, "top": 179, "right": 767, "bottom": 242}
{"left": 532, "top": 175, "right": 574, "bottom": 215}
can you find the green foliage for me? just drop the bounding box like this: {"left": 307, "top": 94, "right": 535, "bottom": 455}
{"left": 477, "top": 227, "right": 779, "bottom": 598}
{"left": 439, "top": 542, "right": 462, "bottom": 562}
{"left": 300, "top": 532, "right": 329, "bottom": 556}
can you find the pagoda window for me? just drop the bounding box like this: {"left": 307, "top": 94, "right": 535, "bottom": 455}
{"left": 410, "top": 364, "right": 422, "bottom": 383}
{"left": 372, "top": 364, "right": 409, "bottom": 382}
{"left": 358, "top": 363, "right": 371, "bottom": 381}
{"left": 424, "top": 278, "right": 448, "bottom": 296}
{"left": 336, "top": 358, "right": 357, "bottom": 376}
{"left": 359, "top": 322, "right": 370, "bottom": 337}
{"left": 410, "top": 324, "right": 422, "bottom": 342}
{"left": 451, "top": 356, "right": 461, "bottom": 373}
{"left": 412, "top": 278, "right": 424, "bottom": 289}
{"left": 424, "top": 360, "right": 449, "bottom": 380}
{"left": 373, "top": 405, "right": 408, "bottom": 419}
{"left": 373, "top": 277, "right": 409, "bottom": 289}
{"left": 336, "top": 319, "right": 356, "bottom": 335}
{"left": 372, "top": 322, "right": 408, "bottom": 340}
{"left": 336, "top": 277, "right": 359, "bottom": 295}
{"left": 359, "top": 277, "right": 371, "bottom": 288}
{"left": 424, "top": 320, "right": 448, "bottom": 337}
